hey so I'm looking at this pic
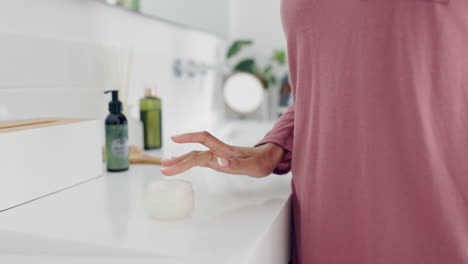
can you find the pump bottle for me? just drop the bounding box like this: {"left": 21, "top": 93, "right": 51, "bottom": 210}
{"left": 104, "top": 90, "right": 129, "bottom": 172}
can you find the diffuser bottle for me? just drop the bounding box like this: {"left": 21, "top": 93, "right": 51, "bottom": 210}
{"left": 104, "top": 90, "right": 129, "bottom": 172}
{"left": 140, "top": 88, "right": 162, "bottom": 150}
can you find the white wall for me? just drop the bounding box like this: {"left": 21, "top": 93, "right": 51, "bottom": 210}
{"left": 0, "top": 0, "right": 226, "bottom": 157}
{"left": 140, "top": 0, "right": 229, "bottom": 37}
{"left": 229, "top": 0, "right": 286, "bottom": 63}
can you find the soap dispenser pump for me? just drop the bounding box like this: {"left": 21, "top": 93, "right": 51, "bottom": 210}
{"left": 104, "top": 90, "right": 129, "bottom": 172}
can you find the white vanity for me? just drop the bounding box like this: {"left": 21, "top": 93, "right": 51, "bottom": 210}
{"left": 0, "top": 122, "right": 292, "bottom": 264}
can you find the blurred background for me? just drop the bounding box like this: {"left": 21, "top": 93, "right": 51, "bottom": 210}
{"left": 0, "top": 0, "right": 291, "bottom": 138}
{"left": 0, "top": 2, "right": 293, "bottom": 259}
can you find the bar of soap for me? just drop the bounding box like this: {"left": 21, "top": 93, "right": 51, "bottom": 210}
{"left": 144, "top": 180, "right": 194, "bottom": 221}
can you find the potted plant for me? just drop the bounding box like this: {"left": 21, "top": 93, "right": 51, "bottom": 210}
{"left": 224, "top": 40, "right": 289, "bottom": 120}
{"left": 226, "top": 40, "right": 287, "bottom": 89}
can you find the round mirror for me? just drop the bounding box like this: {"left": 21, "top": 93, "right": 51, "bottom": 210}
{"left": 223, "top": 72, "right": 265, "bottom": 115}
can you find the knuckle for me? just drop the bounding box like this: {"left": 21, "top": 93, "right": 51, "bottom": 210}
{"left": 201, "top": 130, "right": 211, "bottom": 138}
{"left": 200, "top": 131, "right": 211, "bottom": 145}
{"left": 193, "top": 151, "right": 210, "bottom": 165}
{"left": 192, "top": 153, "right": 201, "bottom": 164}
{"left": 206, "top": 151, "right": 214, "bottom": 162}
{"left": 226, "top": 144, "right": 236, "bottom": 153}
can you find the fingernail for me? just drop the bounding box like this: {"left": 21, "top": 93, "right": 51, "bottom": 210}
{"left": 217, "top": 157, "right": 228, "bottom": 167}
{"left": 171, "top": 134, "right": 180, "bottom": 138}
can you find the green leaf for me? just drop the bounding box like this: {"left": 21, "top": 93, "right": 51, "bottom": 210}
{"left": 272, "top": 50, "right": 286, "bottom": 65}
{"left": 226, "top": 40, "right": 253, "bottom": 59}
{"left": 263, "top": 64, "right": 273, "bottom": 75}
{"left": 269, "top": 75, "right": 277, "bottom": 86}
{"left": 233, "top": 58, "right": 256, "bottom": 73}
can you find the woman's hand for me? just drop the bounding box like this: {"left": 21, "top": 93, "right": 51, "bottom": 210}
{"left": 160, "top": 131, "right": 285, "bottom": 178}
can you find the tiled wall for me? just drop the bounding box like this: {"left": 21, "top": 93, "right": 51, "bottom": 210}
{"left": 0, "top": 0, "right": 226, "bottom": 155}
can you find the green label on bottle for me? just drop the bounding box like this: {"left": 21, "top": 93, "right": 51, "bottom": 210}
{"left": 105, "top": 124, "right": 129, "bottom": 171}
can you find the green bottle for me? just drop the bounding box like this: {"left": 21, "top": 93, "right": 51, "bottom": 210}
{"left": 140, "top": 88, "right": 162, "bottom": 150}
{"left": 104, "top": 90, "right": 129, "bottom": 172}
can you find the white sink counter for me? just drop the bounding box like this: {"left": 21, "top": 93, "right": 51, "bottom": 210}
{"left": 0, "top": 121, "right": 292, "bottom": 264}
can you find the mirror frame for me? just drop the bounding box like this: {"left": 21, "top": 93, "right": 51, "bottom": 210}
{"left": 223, "top": 72, "right": 266, "bottom": 115}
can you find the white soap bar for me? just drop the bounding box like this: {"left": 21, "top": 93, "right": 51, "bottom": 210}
{"left": 145, "top": 180, "right": 194, "bottom": 221}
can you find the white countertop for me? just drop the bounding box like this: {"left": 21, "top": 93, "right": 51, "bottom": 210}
{"left": 0, "top": 121, "right": 292, "bottom": 264}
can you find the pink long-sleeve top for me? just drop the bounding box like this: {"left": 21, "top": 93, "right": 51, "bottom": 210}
{"left": 256, "top": 1, "right": 468, "bottom": 263}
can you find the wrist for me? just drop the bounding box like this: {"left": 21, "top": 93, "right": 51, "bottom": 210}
{"left": 261, "top": 142, "right": 285, "bottom": 160}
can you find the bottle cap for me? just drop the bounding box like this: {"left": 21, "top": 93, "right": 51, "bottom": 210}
{"left": 104, "top": 90, "right": 123, "bottom": 114}
{"left": 144, "top": 87, "right": 156, "bottom": 97}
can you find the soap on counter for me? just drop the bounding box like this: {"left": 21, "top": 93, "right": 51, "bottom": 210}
{"left": 145, "top": 180, "right": 194, "bottom": 221}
